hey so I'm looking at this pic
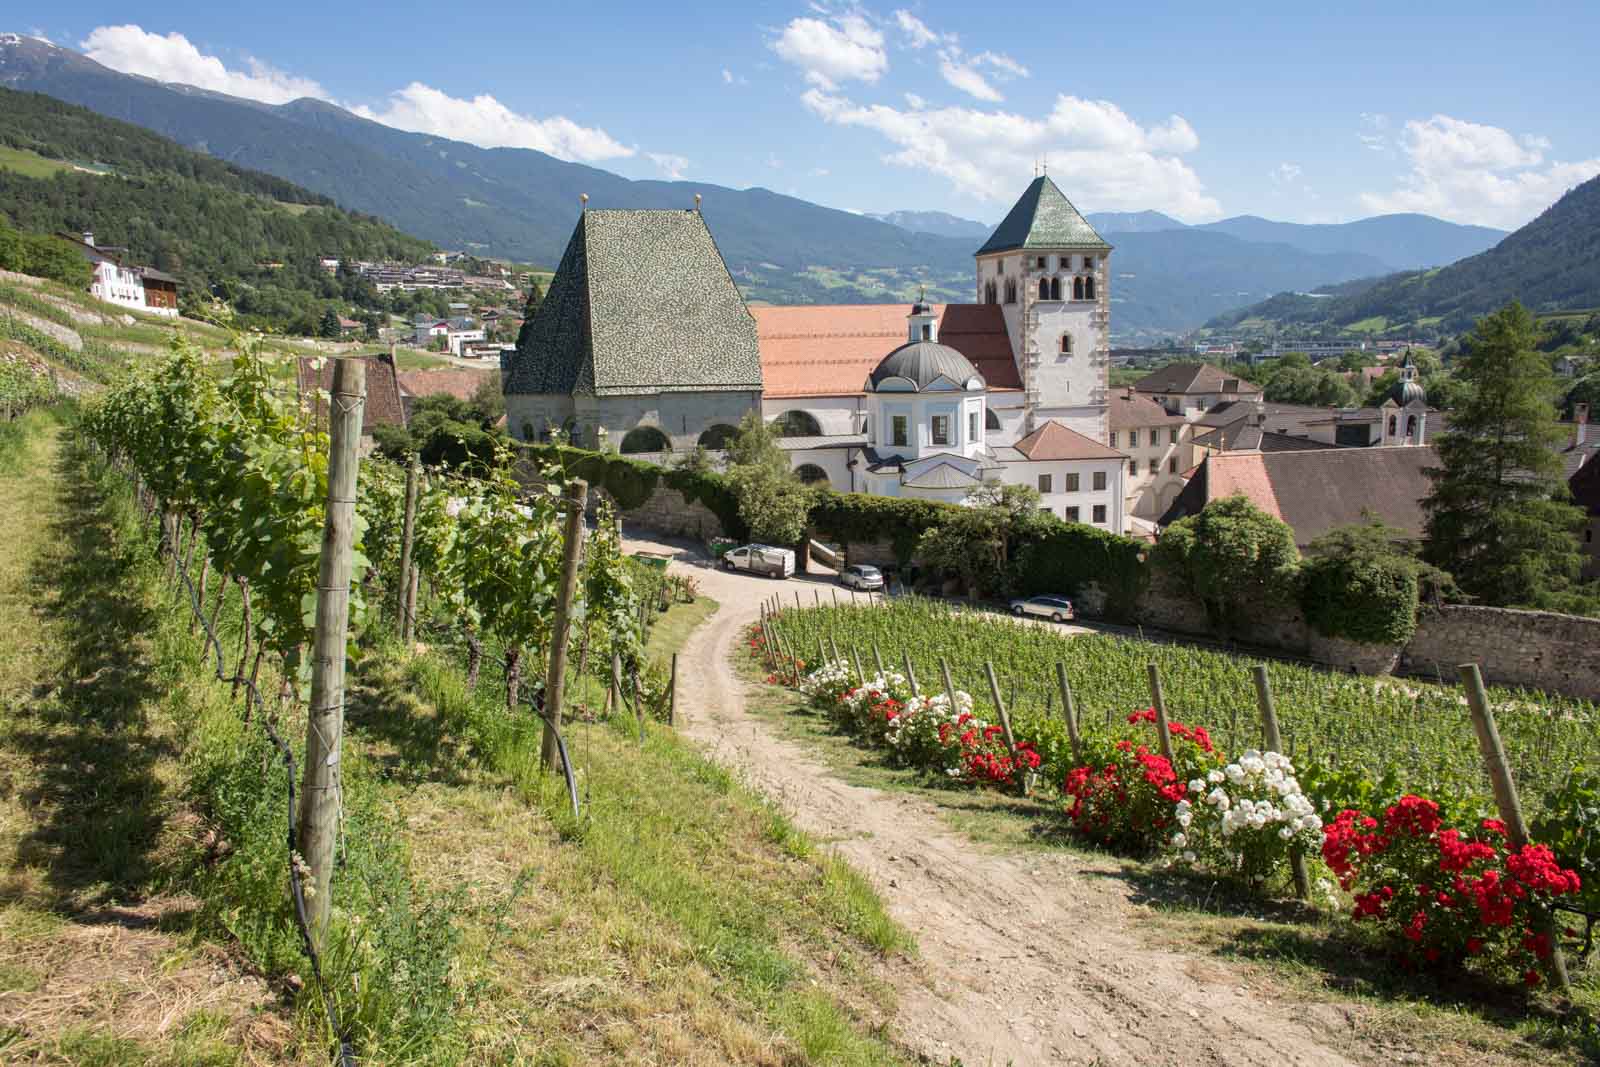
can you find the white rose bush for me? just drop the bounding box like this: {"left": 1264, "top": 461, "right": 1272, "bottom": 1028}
{"left": 1173, "top": 749, "right": 1323, "bottom": 888}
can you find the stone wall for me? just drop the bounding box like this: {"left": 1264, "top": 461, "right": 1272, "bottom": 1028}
{"left": 1402, "top": 605, "right": 1600, "bottom": 700}
{"left": 615, "top": 486, "right": 724, "bottom": 542}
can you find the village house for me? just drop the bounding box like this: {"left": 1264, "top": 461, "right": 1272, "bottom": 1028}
{"left": 501, "top": 176, "right": 1131, "bottom": 532}
{"left": 59, "top": 232, "right": 179, "bottom": 318}
{"left": 295, "top": 350, "right": 408, "bottom": 453}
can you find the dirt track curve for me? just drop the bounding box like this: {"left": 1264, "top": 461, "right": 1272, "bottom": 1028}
{"left": 629, "top": 533, "right": 1376, "bottom": 1067}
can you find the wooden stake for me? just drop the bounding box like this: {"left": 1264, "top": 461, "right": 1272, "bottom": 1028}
{"left": 872, "top": 642, "right": 885, "bottom": 676}
{"left": 541, "top": 480, "right": 588, "bottom": 771}
{"left": 298, "top": 356, "right": 364, "bottom": 947}
{"left": 984, "top": 661, "right": 1025, "bottom": 794}
{"left": 939, "top": 657, "right": 959, "bottom": 712}
{"left": 1460, "top": 662, "right": 1571, "bottom": 993}
{"left": 397, "top": 456, "right": 419, "bottom": 634}
{"left": 609, "top": 651, "right": 623, "bottom": 719}
{"left": 851, "top": 646, "right": 867, "bottom": 685}
{"left": 405, "top": 564, "right": 420, "bottom": 641}
{"left": 902, "top": 649, "right": 920, "bottom": 697}
{"left": 668, "top": 653, "right": 679, "bottom": 726}
{"left": 1056, "top": 662, "right": 1082, "bottom": 766}
{"left": 1252, "top": 666, "right": 1310, "bottom": 901}
{"left": 1146, "top": 662, "right": 1176, "bottom": 764}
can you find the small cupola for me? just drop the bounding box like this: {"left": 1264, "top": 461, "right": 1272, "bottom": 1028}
{"left": 907, "top": 289, "right": 938, "bottom": 343}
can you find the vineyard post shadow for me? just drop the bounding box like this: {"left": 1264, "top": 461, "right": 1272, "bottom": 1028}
{"left": 1459, "top": 662, "right": 1571, "bottom": 994}
{"left": 1251, "top": 666, "right": 1310, "bottom": 902}
{"left": 541, "top": 479, "right": 587, "bottom": 772}
{"left": 299, "top": 355, "right": 364, "bottom": 946}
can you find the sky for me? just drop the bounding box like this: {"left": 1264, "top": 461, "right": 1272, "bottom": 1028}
{"left": 17, "top": 2, "right": 1600, "bottom": 231}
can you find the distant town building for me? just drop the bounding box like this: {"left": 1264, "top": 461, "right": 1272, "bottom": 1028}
{"left": 295, "top": 351, "right": 408, "bottom": 452}
{"left": 59, "top": 232, "right": 179, "bottom": 318}
{"left": 1132, "top": 362, "right": 1264, "bottom": 419}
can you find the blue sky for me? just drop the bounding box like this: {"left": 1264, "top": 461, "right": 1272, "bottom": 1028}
{"left": 22, "top": 2, "right": 1600, "bottom": 230}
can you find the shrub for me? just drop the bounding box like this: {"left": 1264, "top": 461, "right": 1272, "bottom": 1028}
{"left": 1063, "top": 709, "right": 1221, "bottom": 853}
{"left": 1174, "top": 749, "right": 1324, "bottom": 890}
{"left": 1011, "top": 521, "right": 1147, "bottom": 621}
{"left": 1152, "top": 495, "right": 1300, "bottom": 632}
{"left": 1300, "top": 519, "right": 1428, "bottom": 645}
{"left": 1322, "top": 794, "right": 1581, "bottom": 982}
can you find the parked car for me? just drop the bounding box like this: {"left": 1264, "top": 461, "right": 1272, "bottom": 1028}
{"left": 839, "top": 564, "right": 884, "bottom": 591}
{"left": 1009, "top": 594, "right": 1075, "bottom": 622}
{"left": 721, "top": 543, "right": 795, "bottom": 579}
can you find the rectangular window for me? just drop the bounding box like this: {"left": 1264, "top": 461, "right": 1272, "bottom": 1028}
{"left": 1038, "top": 473, "right": 1052, "bottom": 493}
{"left": 1168, "top": 457, "right": 1178, "bottom": 473}
{"left": 1066, "top": 506, "right": 1080, "bottom": 522}
{"left": 1036, "top": 256, "right": 1047, "bottom": 269}
{"left": 1061, "top": 255, "right": 1074, "bottom": 270}
{"left": 969, "top": 411, "right": 979, "bottom": 441}
{"left": 1084, "top": 256, "right": 1095, "bottom": 270}
{"left": 1093, "top": 471, "right": 1107, "bottom": 491}
{"left": 1128, "top": 429, "right": 1139, "bottom": 447}
{"left": 891, "top": 415, "right": 908, "bottom": 447}
{"left": 1170, "top": 427, "right": 1180, "bottom": 445}
{"left": 1093, "top": 504, "right": 1107, "bottom": 524}
{"left": 1065, "top": 473, "right": 1080, "bottom": 492}
{"left": 931, "top": 414, "right": 950, "bottom": 446}
{"left": 1128, "top": 460, "right": 1137, "bottom": 477}
{"left": 1108, "top": 431, "right": 1118, "bottom": 447}
{"left": 1148, "top": 458, "right": 1160, "bottom": 474}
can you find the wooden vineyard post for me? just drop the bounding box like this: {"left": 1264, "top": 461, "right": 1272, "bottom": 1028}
{"left": 1056, "top": 662, "right": 1082, "bottom": 766}
{"left": 1252, "top": 666, "right": 1310, "bottom": 902}
{"left": 1459, "top": 663, "right": 1571, "bottom": 994}
{"left": 668, "top": 653, "right": 679, "bottom": 726}
{"left": 939, "top": 657, "right": 960, "bottom": 712}
{"left": 851, "top": 646, "right": 867, "bottom": 685}
{"left": 902, "top": 650, "right": 920, "bottom": 697}
{"left": 832, "top": 588, "right": 839, "bottom": 605}
{"left": 795, "top": 590, "right": 802, "bottom": 610}
{"left": 609, "top": 652, "right": 623, "bottom": 718}
{"left": 298, "top": 356, "right": 365, "bottom": 947}
{"left": 632, "top": 667, "right": 646, "bottom": 743}
{"left": 829, "top": 635, "right": 844, "bottom": 668}
{"left": 814, "top": 589, "right": 821, "bottom": 607}
{"left": 1146, "top": 663, "right": 1176, "bottom": 764}
{"left": 984, "top": 661, "right": 1026, "bottom": 795}
{"left": 397, "top": 456, "right": 419, "bottom": 637}
{"left": 817, "top": 637, "right": 828, "bottom": 668}
{"left": 405, "top": 565, "right": 420, "bottom": 641}
{"left": 541, "top": 480, "right": 588, "bottom": 772}
{"left": 872, "top": 642, "right": 885, "bottom": 677}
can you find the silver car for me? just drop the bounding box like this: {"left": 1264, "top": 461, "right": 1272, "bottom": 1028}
{"left": 1009, "top": 594, "right": 1074, "bottom": 622}
{"left": 840, "top": 564, "right": 884, "bottom": 590}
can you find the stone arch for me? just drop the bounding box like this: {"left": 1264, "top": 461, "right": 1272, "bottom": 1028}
{"left": 771, "top": 409, "right": 822, "bottom": 437}
{"left": 1388, "top": 415, "right": 1398, "bottom": 436}
{"left": 795, "top": 463, "right": 829, "bottom": 485}
{"left": 984, "top": 279, "right": 998, "bottom": 304}
{"left": 620, "top": 425, "right": 671, "bottom": 454}
{"left": 1072, "top": 276, "right": 1085, "bottom": 301}
{"left": 1004, "top": 278, "right": 1017, "bottom": 304}
{"left": 698, "top": 423, "right": 738, "bottom": 449}
{"left": 1085, "top": 276, "right": 1096, "bottom": 300}
{"left": 1050, "top": 276, "right": 1062, "bottom": 301}
{"left": 1038, "top": 278, "right": 1050, "bottom": 300}
{"left": 1059, "top": 333, "right": 1072, "bottom": 355}
{"left": 1406, "top": 414, "right": 1417, "bottom": 438}
{"left": 985, "top": 407, "right": 1001, "bottom": 430}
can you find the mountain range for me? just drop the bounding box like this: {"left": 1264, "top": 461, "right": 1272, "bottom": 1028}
{"left": 0, "top": 35, "right": 1512, "bottom": 339}
{"left": 1206, "top": 172, "right": 1600, "bottom": 338}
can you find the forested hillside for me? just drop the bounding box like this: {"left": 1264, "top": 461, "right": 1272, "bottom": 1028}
{"left": 0, "top": 87, "right": 435, "bottom": 332}
{"left": 1209, "top": 174, "right": 1600, "bottom": 337}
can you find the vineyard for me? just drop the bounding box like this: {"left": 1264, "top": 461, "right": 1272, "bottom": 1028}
{"left": 755, "top": 597, "right": 1599, "bottom": 1001}
{"left": 6, "top": 336, "right": 906, "bottom": 1064}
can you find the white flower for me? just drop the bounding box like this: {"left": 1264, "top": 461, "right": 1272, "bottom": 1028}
{"left": 1182, "top": 850, "right": 1196, "bottom": 863}
{"left": 1208, "top": 769, "right": 1225, "bottom": 784}
{"left": 1278, "top": 826, "right": 1295, "bottom": 840}
{"left": 1224, "top": 763, "right": 1245, "bottom": 783}
{"left": 1171, "top": 832, "right": 1188, "bottom": 847}
{"left": 1189, "top": 778, "right": 1206, "bottom": 794}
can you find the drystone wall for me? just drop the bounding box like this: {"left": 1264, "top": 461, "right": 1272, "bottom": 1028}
{"left": 1402, "top": 605, "right": 1600, "bottom": 700}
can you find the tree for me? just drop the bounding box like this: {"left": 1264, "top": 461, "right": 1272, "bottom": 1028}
{"left": 1152, "top": 495, "right": 1300, "bottom": 632}
{"left": 318, "top": 306, "right": 342, "bottom": 339}
{"left": 1264, "top": 365, "right": 1357, "bottom": 407}
{"left": 1337, "top": 350, "right": 1375, "bottom": 372}
{"left": 918, "top": 481, "right": 1045, "bottom": 596}
{"left": 723, "top": 410, "right": 811, "bottom": 545}
{"left": 1362, "top": 370, "right": 1401, "bottom": 408}
{"left": 1299, "top": 518, "right": 1453, "bottom": 645}
{"left": 1422, "top": 302, "right": 1588, "bottom": 609}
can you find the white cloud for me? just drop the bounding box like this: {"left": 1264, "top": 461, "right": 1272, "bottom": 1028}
{"left": 353, "top": 84, "right": 634, "bottom": 162}
{"left": 647, "top": 152, "right": 689, "bottom": 179}
{"left": 1270, "top": 162, "right": 1303, "bottom": 184}
{"left": 772, "top": 13, "right": 887, "bottom": 89}
{"left": 808, "top": 166, "right": 831, "bottom": 177}
{"left": 938, "top": 54, "right": 1001, "bottom": 102}
{"left": 1360, "top": 114, "right": 1600, "bottom": 228}
{"left": 904, "top": 92, "right": 926, "bottom": 110}
{"left": 893, "top": 10, "right": 942, "bottom": 48}
{"left": 974, "top": 51, "right": 1029, "bottom": 79}
{"left": 801, "top": 89, "right": 1219, "bottom": 218}
{"left": 82, "top": 24, "right": 329, "bottom": 104}
{"left": 767, "top": 152, "right": 785, "bottom": 170}
{"left": 722, "top": 67, "right": 748, "bottom": 86}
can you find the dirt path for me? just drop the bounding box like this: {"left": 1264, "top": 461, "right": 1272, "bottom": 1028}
{"left": 627, "top": 534, "right": 1369, "bottom": 1067}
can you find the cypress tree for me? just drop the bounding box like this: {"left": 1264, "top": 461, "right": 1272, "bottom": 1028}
{"left": 1422, "top": 301, "right": 1587, "bottom": 608}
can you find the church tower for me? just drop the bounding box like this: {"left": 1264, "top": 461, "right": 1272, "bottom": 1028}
{"left": 974, "top": 175, "right": 1112, "bottom": 442}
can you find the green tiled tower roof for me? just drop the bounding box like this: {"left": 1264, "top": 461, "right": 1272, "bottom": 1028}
{"left": 504, "top": 209, "right": 762, "bottom": 397}
{"left": 976, "top": 176, "right": 1110, "bottom": 255}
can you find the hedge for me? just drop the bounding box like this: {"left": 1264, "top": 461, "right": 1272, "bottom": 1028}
{"left": 1011, "top": 521, "right": 1148, "bottom": 622}
{"left": 1299, "top": 553, "right": 1419, "bottom": 646}
{"left": 807, "top": 490, "right": 966, "bottom": 564}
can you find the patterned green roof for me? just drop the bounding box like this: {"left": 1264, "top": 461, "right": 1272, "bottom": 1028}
{"left": 976, "top": 176, "right": 1110, "bottom": 255}
{"left": 503, "top": 209, "right": 762, "bottom": 397}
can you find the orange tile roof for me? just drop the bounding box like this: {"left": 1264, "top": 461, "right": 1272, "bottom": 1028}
{"left": 753, "top": 303, "right": 1020, "bottom": 398}
{"left": 1013, "top": 420, "right": 1125, "bottom": 461}
{"left": 1203, "top": 453, "right": 1282, "bottom": 520}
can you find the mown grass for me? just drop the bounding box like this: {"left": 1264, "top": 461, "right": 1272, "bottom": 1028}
{"left": 341, "top": 597, "right": 914, "bottom": 1064}
{"left": 0, "top": 146, "right": 75, "bottom": 180}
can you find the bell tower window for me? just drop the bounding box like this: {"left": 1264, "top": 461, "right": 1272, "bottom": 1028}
{"left": 1059, "top": 334, "right": 1072, "bottom": 355}
{"left": 1039, "top": 278, "right": 1050, "bottom": 300}
{"left": 1050, "top": 277, "right": 1061, "bottom": 300}
{"left": 1073, "top": 277, "right": 1085, "bottom": 301}
{"left": 1085, "top": 276, "right": 1096, "bottom": 300}
{"left": 1004, "top": 279, "right": 1017, "bottom": 304}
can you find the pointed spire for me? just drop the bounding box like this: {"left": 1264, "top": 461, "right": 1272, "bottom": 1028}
{"left": 977, "top": 175, "right": 1110, "bottom": 255}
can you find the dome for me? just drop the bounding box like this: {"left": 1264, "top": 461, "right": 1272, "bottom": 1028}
{"left": 1393, "top": 378, "right": 1426, "bottom": 406}
{"left": 868, "top": 340, "right": 983, "bottom": 392}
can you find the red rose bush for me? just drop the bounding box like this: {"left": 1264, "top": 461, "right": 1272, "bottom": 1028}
{"left": 1322, "top": 794, "right": 1580, "bottom": 980}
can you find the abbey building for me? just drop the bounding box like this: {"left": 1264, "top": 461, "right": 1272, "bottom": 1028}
{"left": 502, "top": 175, "right": 1128, "bottom": 533}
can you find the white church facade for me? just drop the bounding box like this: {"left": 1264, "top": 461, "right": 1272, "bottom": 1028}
{"left": 503, "top": 175, "right": 1127, "bottom": 533}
